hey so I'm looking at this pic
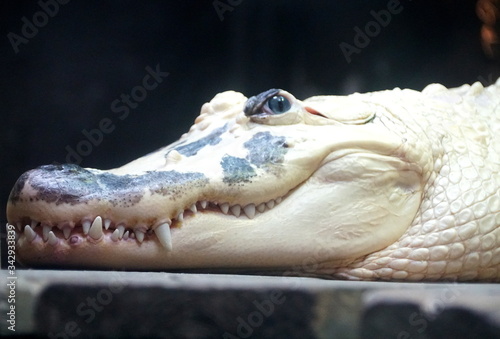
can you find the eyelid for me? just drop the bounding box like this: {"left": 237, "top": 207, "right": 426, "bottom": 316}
{"left": 243, "top": 89, "right": 281, "bottom": 117}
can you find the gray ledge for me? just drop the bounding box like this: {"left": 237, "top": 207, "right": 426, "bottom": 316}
{"left": 1, "top": 270, "right": 499, "bottom": 338}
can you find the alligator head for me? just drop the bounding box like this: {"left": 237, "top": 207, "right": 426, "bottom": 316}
{"left": 8, "top": 83, "right": 499, "bottom": 280}
{"left": 7, "top": 87, "right": 425, "bottom": 271}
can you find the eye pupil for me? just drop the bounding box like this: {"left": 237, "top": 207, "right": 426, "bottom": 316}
{"left": 268, "top": 95, "right": 291, "bottom": 114}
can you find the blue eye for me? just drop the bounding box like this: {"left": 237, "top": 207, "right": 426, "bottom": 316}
{"left": 267, "top": 95, "right": 291, "bottom": 114}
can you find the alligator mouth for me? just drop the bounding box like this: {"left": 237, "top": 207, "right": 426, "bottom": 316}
{"left": 12, "top": 195, "right": 286, "bottom": 252}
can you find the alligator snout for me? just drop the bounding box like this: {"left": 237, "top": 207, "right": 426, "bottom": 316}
{"left": 8, "top": 163, "right": 209, "bottom": 208}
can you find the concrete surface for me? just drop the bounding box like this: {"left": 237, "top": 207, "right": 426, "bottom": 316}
{"left": 1, "top": 269, "right": 499, "bottom": 338}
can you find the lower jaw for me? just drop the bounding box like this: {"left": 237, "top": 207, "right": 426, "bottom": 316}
{"left": 13, "top": 209, "right": 327, "bottom": 271}
{"left": 15, "top": 234, "right": 294, "bottom": 271}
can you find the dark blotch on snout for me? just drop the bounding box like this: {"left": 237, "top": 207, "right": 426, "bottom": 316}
{"left": 9, "top": 163, "right": 209, "bottom": 207}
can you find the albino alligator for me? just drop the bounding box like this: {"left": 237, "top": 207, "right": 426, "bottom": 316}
{"left": 6, "top": 80, "right": 500, "bottom": 281}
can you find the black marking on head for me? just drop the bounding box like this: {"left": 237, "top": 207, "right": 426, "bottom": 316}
{"left": 12, "top": 164, "right": 101, "bottom": 205}
{"left": 244, "top": 89, "right": 281, "bottom": 117}
{"left": 221, "top": 155, "right": 256, "bottom": 185}
{"left": 10, "top": 163, "right": 209, "bottom": 207}
{"left": 147, "top": 171, "right": 209, "bottom": 199}
{"left": 174, "top": 124, "right": 228, "bottom": 157}
{"left": 244, "top": 132, "right": 288, "bottom": 167}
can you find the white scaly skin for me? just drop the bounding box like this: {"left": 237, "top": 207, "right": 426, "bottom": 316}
{"left": 6, "top": 80, "right": 500, "bottom": 281}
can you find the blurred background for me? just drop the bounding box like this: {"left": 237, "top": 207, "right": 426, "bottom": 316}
{"left": 1, "top": 0, "right": 499, "bottom": 232}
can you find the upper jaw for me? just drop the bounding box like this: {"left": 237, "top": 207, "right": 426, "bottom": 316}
{"left": 6, "top": 158, "right": 291, "bottom": 246}
{"left": 7, "top": 160, "right": 294, "bottom": 268}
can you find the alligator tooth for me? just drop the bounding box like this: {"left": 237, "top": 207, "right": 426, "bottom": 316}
{"left": 31, "top": 220, "right": 38, "bottom": 230}
{"left": 62, "top": 227, "right": 72, "bottom": 240}
{"left": 43, "top": 225, "right": 51, "bottom": 241}
{"left": 257, "top": 203, "right": 266, "bottom": 213}
{"left": 16, "top": 222, "right": 22, "bottom": 231}
{"left": 165, "top": 150, "right": 183, "bottom": 164}
{"left": 111, "top": 229, "right": 120, "bottom": 242}
{"left": 200, "top": 200, "right": 208, "bottom": 209}
{"left": 266, "top": 200, "right": 275, "bottom": 209}
{"left": 104, "top": 219, "right": 111, "bottom": 230}
{"left": 123, "top": 230, "right": 130, "bottom": 240}
{"left": 117, "top": 225, "right": 125, "bottom": 239}
{"left": 177, "top": 212, "right": 184, "bottom": 222}
{"left": 154, "top": 222, "right": 172, "bottom": 251}
{"left": 24, "top": 225, "right": 37, "bottom": 242}
{"left": 220, "top": 203, "right": 229, "bottom": 214}
{"left": 82, "top": 220, "right": 91, "bottom": 235}
{"left": 135, "top": 230, "right": 145, "bottom": 243}
{"left": 47, "top": 231, "right": 58, "bottom": 246}
{"left": 190, "top": 204, "right": 197, "bottom": 213}
{"left": 243, "top": 204, "right": 256, "bottom": 219}
{"left": 276, "top": 197, "right": 283, "bottom": 204}
{"left": 230, "top": 205, "right": 241, "bottom": 217}
{"left": 89, "top": 216, "right": 104, "bottom": 240}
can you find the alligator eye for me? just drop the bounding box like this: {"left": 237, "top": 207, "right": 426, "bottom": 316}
{"left": 267, "top": 95, "right": 291, "bottom": 114}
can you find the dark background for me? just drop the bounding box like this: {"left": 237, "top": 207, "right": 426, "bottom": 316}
{"left": 1, "top": 0, "right": 499, "bottom": 229}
